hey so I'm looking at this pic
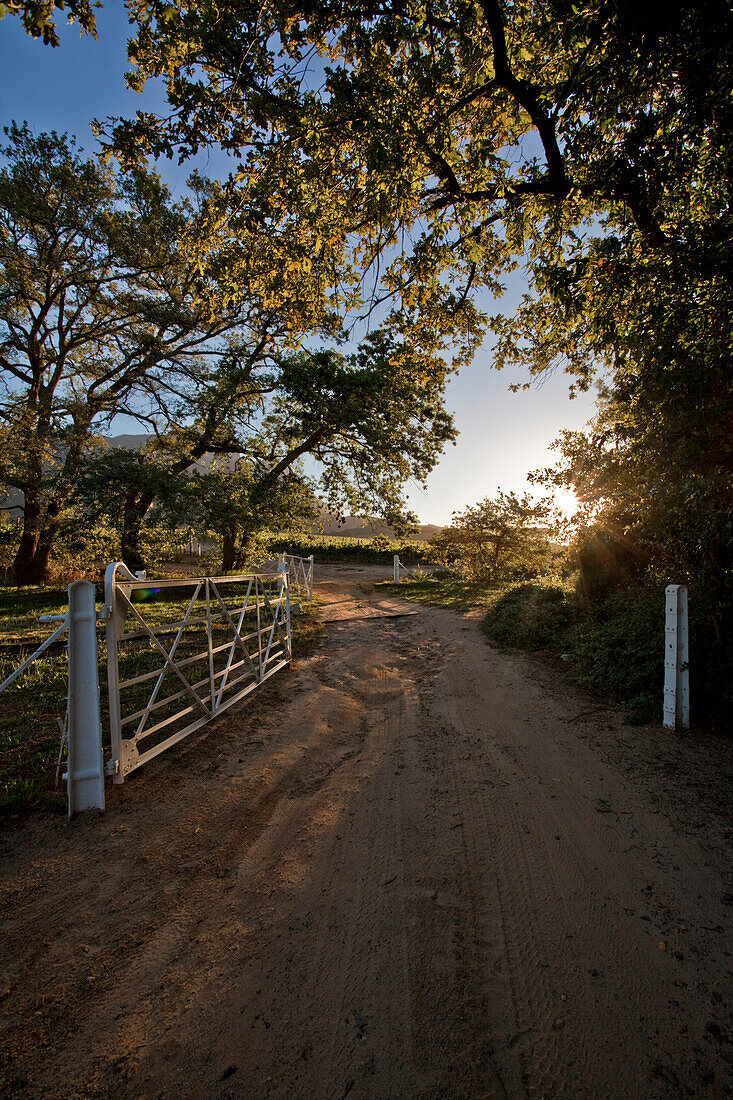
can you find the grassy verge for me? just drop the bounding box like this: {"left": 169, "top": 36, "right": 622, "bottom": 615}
{"left": 376, "top": 574, "right": 503, "bottom": 611}
{"left": 1, "top": 585, "right": 75, "bottom": 815}
{"left": 379, "top": 574, "right": 665, "bottom": 725}
{"left": 0, "top": 582, "right": 323, "bottom": 817}
{"left": 483, "top": 583, "right": 664, "bottom": 723}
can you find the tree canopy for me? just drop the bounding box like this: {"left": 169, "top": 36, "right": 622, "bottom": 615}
{"left": 75, "top": 330, "right": 455, "bottom": 571}
{"left": 1, "top": 123, "right": 457, "bottom": 579}
{"left": 104, "top": 0, "right": 732, "bottom": 709}
{"left": 107, "top": 0, "right": 731, "bottom": 370}
{"left": 0, "top": 0, "right": 98, "bottom": 46}
{"left": 431, "top": 491, "right": 555, "bottom": 583}
{"left": 0, "top": 123, "right": 289, "bottom": 581}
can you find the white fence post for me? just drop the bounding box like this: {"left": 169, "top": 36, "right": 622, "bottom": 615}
{"left": 394, "top": 554, "right": 400, "bottom": 584}
{"left": 279, "top": 571, "right": 293, "bottom": 659}
{"left": 308, "top": 554, "right": 314, "bottom": 599}
{"left": 663, "top": 584, "right": 690, "bottom": 730}
{"left": 66, "top": 580, "right": 105, "bottom": 816}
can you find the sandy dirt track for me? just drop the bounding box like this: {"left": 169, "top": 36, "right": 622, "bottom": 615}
{"left": 1, "top": 564, "right": 731, "bottom": 1099}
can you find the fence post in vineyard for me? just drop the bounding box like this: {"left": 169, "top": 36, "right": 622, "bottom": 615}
{"left": 393, "top": 555, "right": 400, "bottom": 584}
{"left": 663, "top": 584, "right": 690, "bottom": 730}
{"left": 66, "top": 580, "right": 105, "bottom": 816}
{"left": 308, "top": 555, "right": 314, "bottom": 599}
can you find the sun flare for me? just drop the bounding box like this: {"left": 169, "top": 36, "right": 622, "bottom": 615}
{"left": 553, "top": 488, "right": 579, "bottom": 518}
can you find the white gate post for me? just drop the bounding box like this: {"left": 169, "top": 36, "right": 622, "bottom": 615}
{"left": 279, "top": 570, "right": 292, "bottom": 660}
{"left": 308, "top": 554, "right": 314, "bottom": 599}
{"left": 66, "top": 580, "right": 105, "bottom": 815}
{"left": 663, "top": 584, "right": 690, "bottom": 729}
{"left": 394, "top": 554, "right": 400, "bottom": 584}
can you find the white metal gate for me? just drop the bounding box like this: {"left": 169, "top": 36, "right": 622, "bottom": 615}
{"left": 104, "top": 562, "right": 292, "bottom": 782}
{"left": 278, "top": 553, "right": 314, "bottom": 599}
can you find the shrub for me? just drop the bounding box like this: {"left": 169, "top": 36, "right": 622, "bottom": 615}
{"left": 484, "top": 582, "right": 665, "bottom": 723}
{"left": 484, "top": 584, "right": 573, "bottom": 650}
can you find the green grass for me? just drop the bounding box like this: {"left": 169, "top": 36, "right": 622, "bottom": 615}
{"left": 0, "top": 577, "right": 323, "bottom": 816}
{"left": 376, "top": 574, "right": 508, "bottom": 612}
{"left": 0, "top": 584, "right": 76, "bottom": 814}
{"left": 0, "top": 585, "right": 70, "bottom": 641}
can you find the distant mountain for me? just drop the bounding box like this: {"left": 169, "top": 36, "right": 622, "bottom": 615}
{"left": 106, "top": 435, "right": 235, "bottom": 472}
{"left": 106, "top": 433, "right": 148, "bottom": 450}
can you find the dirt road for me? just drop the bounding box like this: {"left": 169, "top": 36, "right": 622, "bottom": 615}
{"left": 1, "top": 565, "right": 731, "bottom": 1099}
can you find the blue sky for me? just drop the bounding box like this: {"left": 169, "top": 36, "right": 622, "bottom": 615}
{"left": 0, "top": 2, "right": 597, "bottom": 525}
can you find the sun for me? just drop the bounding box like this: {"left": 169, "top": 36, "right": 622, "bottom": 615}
{"left": 553, "top": 488, "right": 579, "bottom": 519}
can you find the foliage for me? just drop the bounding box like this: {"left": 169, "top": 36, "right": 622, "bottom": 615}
{"left": 369, "top": 534, "right": 391, "bottom": 555}
{"left": 0, "top": 0, "right": 98, "bottom": 46}
{"left": 430, "top": 492, "right": 556, "bottom": 583}
{"left": 71, "top": 326, "right": 455, "bottom": 573}
{"left": 0, "top": 123, "right": 286, "bottom": 583}
{"left": 484, "top": 582, "right": 664, "bottom": 723}
{"left": 264, "top": 532, "right": 432, "bottom": 566}
{"left": 1, "top": 125, "right": 454, "bottom": 580}
{"left": 106, "top": 2, "right": 732, "bottom": 724}
{"left": 107, "top": 1, "right": 731, "bottom": 379}
{"left": 483, "top": 583, "right": 574, "bottom": 651}
{"left": 533, "top": 385, "right": 733, "bottom": 721}
{"left": 0, "top": 522, "right": 19, "bottom": 573}
{"left": 269, "top": 333, "right": 456, "bottom": 532}
{"left": 170, "top": 461, "right": 317, "bottom": 572}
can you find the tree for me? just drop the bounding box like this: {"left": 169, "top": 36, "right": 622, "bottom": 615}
{"left": 0, "top": 0, "right": 98, "bottom": 46}
{"left": 432, "top": 492, "right": 555, "bottom": 584}
{"left": 107, "top": 0, "right": 732, "bottom": 549}
{"left": 534, "top": 379, "right": 733, "bottom": 718}
{"left": 108, "top": 1, "right": 733, "bottom": 712}
{"left": 174, "top": 461, "right": 317, "bottom": 572}
{"left": 108, "top": 1, "right": 731, "bottom": 363}
{"left": 76, "top": 329, "right": 457, "bottom": 571}
{"left": 0, "top": 123, "right": 294, "bottom": 582}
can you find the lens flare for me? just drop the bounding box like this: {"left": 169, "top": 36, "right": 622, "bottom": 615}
{"left": 132, "top": 586, "right": 162, "bottom": 602}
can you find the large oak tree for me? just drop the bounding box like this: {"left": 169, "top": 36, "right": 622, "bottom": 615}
{"left": 1, "top": 124, "right": 456, "bottom": 579}
{"left": 105, "top": 0, "right": 732, "bottom": 695}
{"left": 0, "top": 124, "right": 299, "bottom": 581}
{"left": 76, "top": 330, "right": 455, "bottom": 571}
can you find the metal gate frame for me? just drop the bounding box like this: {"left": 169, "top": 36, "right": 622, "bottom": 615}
{"left": 104, "top": 562, "right": 292, "bottom": 782}
{"left": 278, "top": 553, "right": 314, "bottom": 599}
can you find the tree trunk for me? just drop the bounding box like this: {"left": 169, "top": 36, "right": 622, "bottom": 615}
{"left": 120, "top": 526, "right": 145, "bottom": 574}
{"left": 12, "top": 488, "right": 51, "bottom": 585}
{"left": 12, "top": 419, "right": 91, "bottom": 585}
{"left": 221, "top": 530, "right": 237, "bottom": 574}
{"left": 14, "top": 537, "right": 53, "bottom": 586}
{"left": 120, "top": 489, "right": 154, "bottom": 572}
